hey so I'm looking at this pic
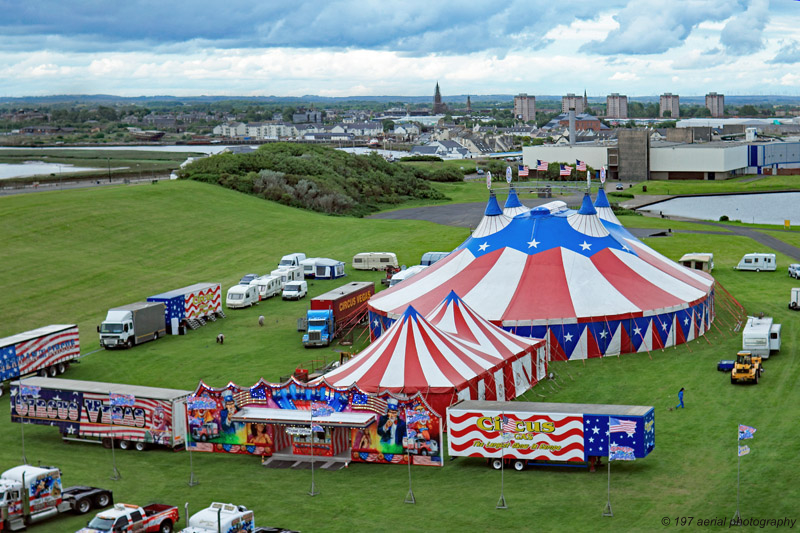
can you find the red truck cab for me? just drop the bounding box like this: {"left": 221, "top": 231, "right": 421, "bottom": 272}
{"left": 78, "top": 503, "right": 178, "bottom": 533}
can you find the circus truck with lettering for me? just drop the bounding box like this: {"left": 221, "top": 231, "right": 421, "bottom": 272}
{"left": 447, "top": 400, "right": 655, "bottom": 471}
{"left": 301, "top": 282, "right": 375, "bottom": 347}
{"left": 10, "top": 377, "right": 191, "bottom": 452}
{"left": 147, "top": 282, "right": 223, "bottom": 334}
{"left": 0, "top": 325, "right": 80, "bottom": 397}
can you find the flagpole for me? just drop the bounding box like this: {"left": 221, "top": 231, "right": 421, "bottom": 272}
{"left": 496, "top": 411, "right": 507, "bottom": 509}
{"left": 308, "top": 410, "right": 318, "bottom": 496}
{"left": 603, "top": 447, "right": 613, "bottom": 517}
{"left": 733, "top": 426, "right": 741, "bottom": 522}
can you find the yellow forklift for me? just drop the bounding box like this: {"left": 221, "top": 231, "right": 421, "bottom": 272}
{"left": 731, "top": 351, "right": 762, "bottom": 384}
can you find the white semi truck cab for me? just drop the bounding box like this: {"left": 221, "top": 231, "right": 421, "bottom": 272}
{"left": 181, "top": 502, "right": 254, "bottom": 533}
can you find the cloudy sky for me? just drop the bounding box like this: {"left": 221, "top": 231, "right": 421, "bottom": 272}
{"left": 1, "top": 0, "right": 799, "bottom": 98}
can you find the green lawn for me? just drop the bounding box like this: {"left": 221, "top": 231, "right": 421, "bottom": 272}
{"left": 0, "top": 181, "right": 798, "bottom": 532}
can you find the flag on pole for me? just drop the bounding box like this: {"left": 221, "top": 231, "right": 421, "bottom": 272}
{"left": 518, "top": 165, "right": 529, "bottom": 177}
{"left": 609, "top": 445, "right": 636, "bottom": 461}
{"left": 738, "top": 445, "right": 750, "bottom": 457}
{"left": 600, "top": 166, "right": 606, "bottom": 184}
{"left": 738, "top": 425, "right": 756, "bottom": 440}
{"left": 609, "top": 418, "right": 637, "bottom": 436}
{"left": 559, "top": 164, "right": 572, "bottom": 177}
{"left": 576, "top": 160, "right": 587, "bottom": 171}
{"left": 501, "top": 416, "right": 516, "bottom": 434}
{"left": 536, "top": 160, "right": 549, "bottom": 172}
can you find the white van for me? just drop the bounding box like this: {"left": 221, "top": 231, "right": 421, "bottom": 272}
{"left": 271, "top": 266, "right": 303, "bottom": 288}
{"left": 389, "top": 265, "right": 428, "bottom": 287}
{"left": 300, "top": 257, "right": 320, "bottom": 278}
{"left": 279, "top": 253, "right": 307, "bottom": 268}
{"left": 250, "top": 274, "right": 282, "bottom": 300}
{"left": 742, "top": 315, "right": 781, "bottom": 358}
{"left": 282, "top": 280, "right": 308, "bottom": 300}
{"left": 226, "top": 284, "right": 259, "bottom": 309}
{"left": 352, "top": 252, "right": 399, "bottom": 271}
{"left": 735, "top": 253, "right": 776, "bottom": 272}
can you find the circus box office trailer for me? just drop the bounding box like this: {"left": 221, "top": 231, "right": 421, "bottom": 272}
{"left": 147, "top": 282, "right": 222, "bottom": 334}
{"left": 0, "top": 324, "right": 80, "bottom": 396}
{"left": 447, "top": 400, "right": 655, "bottom": 471}
{"left": 185, "top": 380, "right": 444, "bottom": 467}
{"left": 10, "top": 377, "right": 191, "bottom": 451}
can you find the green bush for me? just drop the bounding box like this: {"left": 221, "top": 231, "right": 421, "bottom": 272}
{"left": 719, "top": 215, "right": 730, "bottom": 221}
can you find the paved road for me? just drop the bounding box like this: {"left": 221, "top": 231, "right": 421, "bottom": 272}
{"left": 370, "top": 194, "right": 800, "bottom": 261}
{"left": 0, "top": 175, "right": 172, "bottom": 196}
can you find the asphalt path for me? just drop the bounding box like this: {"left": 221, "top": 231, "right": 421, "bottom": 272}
{"left": 370, "top": 195, "right": 800, "bottom": 261}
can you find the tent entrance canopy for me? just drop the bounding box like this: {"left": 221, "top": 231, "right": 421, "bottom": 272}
{"left": 232, "top": 407, "right": 376, "bottom": 429}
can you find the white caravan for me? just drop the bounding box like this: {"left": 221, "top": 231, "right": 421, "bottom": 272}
{"left": 226, "top": 284, "right": 259, "bottom": 309}
{"left": 271, "top": 266, "right": 303, "bottom": 288}
{"left": 352, "top": 252, "right": 399, "bottom": 271}
{"left": 279, "top": 253, "right": 307, "bottom": 268}
{"left": 742, "top": 316, "right": 781, "bottom": 358}
{"left": 389, "top": 265, "right": 428, "bottom": 287}
{"left": 735, "top": 253, "right": 776, "bottom": 272}
{"left": 250, "top": 275, "right": 282, "bottom": 300}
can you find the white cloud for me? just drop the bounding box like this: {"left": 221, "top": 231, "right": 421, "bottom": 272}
{"left": 609, "top": 72, "right": 639, "bottom": 81}
{"left": 719, "top": 0, "right": 769, "bottom": 54}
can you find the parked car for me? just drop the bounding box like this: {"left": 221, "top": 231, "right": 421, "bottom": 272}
{"left": 615, "top": 183, "right": 624, "bottom": 190}
{"left": 788, "top": 263, "right": 800, "bottom": 279}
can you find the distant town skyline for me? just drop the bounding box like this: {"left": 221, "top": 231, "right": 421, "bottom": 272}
{"left": 1, "top": 1, "right": 798, "bottom": 98}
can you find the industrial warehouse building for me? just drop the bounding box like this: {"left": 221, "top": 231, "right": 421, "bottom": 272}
{"left": 522, "top": 129, "right": 800, "bottom": 181}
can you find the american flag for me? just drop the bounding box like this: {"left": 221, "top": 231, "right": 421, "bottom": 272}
{"left": 576, "top": 160, "right": 587, "bottom": 172}
{"left": 738, "top": 424, "right": 756, "bottom": 440}
{"left": 518, "top": 165, "right": 529, "bottom": 177}
{"left": 351, "top": 393, "right": 388, "bottom": 415}
{"left": 609, "top": 417, "right": 637, "bottom": 436}
{"left": 559, "top": 165, "right": 572, "bottom": 177}
{"left": 536, "top": 160, "right": 548, "bottom": 172}
{"left": 501, "top": 416, "right": 517, "bottom": 434}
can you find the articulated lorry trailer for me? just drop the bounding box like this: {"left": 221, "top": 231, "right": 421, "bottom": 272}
{"left": 301, "top": 282, "right": 375, "bottom": 347}
{"left": 11, "top": 377, "right": 191, "bottom": 451}
{"left": 447, "top": 400, "right": 655, "bottom": 471}
{"left": 98, "top": 302, "right": 166, "bottom": 349}
{"left": 147, "top": 282, "right": 223, "bottom": 334}
{"left": 0, "top": 325, "right": 80, "bottom": 397}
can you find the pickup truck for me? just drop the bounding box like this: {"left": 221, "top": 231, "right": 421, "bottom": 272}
{"left": 79, "top": 503, "right": 179, "bottom": 533}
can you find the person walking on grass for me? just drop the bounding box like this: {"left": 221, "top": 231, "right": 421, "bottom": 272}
{"left": 676, "top": 387, "right": 685, "bottom": 409}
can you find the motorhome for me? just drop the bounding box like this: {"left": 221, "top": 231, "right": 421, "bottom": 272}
{"left": 352, "top": 252, "right": 399, "bottom": 271}
{"left": 679, "top": 252, "right": 714, "bottom": 273}
{"left": 735, "top": 253, "right": 776, "bottom": 272}
{"left": 279, "top": 253, "right": 306, "bottom": 268}
{"left": 271, "top": 266, "right": 303, "bottom": 288}
{"left": 742, "top": 316, "right": 781, "bottom": 358}
{"left": 250, "top": 275, "right": 282, "bottom": 300}
{"left": 226, "top": 284, "right": 259, "bottom": 309}
{"left": 389, "top": 265, "right": 428, "bottom": 287}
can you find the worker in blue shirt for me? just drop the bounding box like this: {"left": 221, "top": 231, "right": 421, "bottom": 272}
{"left": 676, "top": 387, "right": 685, "bottom": 409}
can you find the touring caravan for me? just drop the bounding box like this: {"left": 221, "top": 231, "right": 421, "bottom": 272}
{"left": 742, "top": 316, "right": 781, "bottom": 358}
{"left": 389, "top": 265, "right": 428, "bottom": 287}
{"left": 352, "top": 252, "right": 399, "bottom": 271}
{"left": 271, "top": 266, "right": 303, "bottom": 288}
{"left": 735, "top": 253, "right": 776, "bottom": 272}
{"left": 250, "top": 275, "right": 282, "bottom": 300}
{"left": 300, "top": 257, "right": 320, "bottom": 278}
{"left": 226, "top": 284, "right": 259, "bottom": 309}
{"left": 679, "top": 252, "right": 714, "bottom": 273}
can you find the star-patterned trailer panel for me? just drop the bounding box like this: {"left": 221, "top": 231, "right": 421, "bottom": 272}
{"left": 447, "top": 400, "right": 655, "bottom": 462}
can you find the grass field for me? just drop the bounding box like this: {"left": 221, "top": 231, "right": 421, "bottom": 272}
{"left": 1, "top": 180, "right": 798, "bottom": 532}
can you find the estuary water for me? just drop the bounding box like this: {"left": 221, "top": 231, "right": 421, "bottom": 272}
{"left": 638, "top": 192, "right": 800, "bottom": 226}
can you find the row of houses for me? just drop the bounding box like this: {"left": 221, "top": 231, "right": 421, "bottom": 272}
{"left": 212, "top": 120, "right": 423, "bottom": 142}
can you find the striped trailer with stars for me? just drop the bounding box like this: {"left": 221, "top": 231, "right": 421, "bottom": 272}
{"left": 0, "top": 324, "right": 80, "bottom": 394}
{"left": 147, "top": 282, "right": 222, "bottom": 333}
{"left": 368, "top": 189, "right": 715, "bottom": 360}
{"left": 447, "top": 400, "right": 654, "bottom": 471}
